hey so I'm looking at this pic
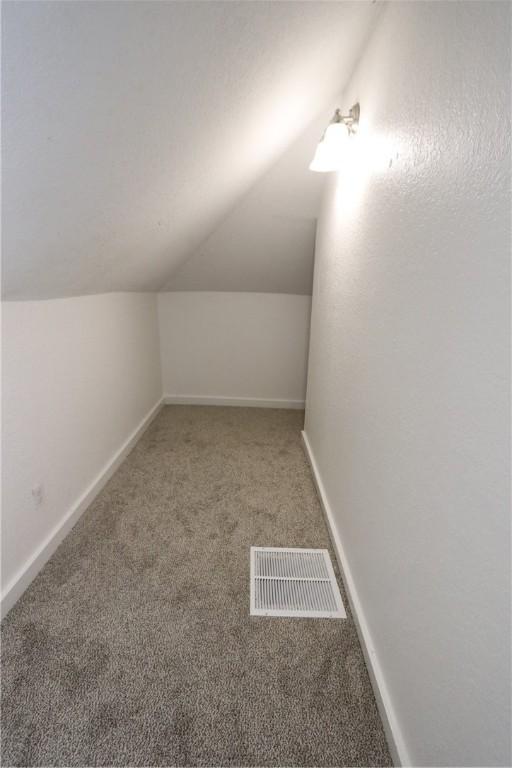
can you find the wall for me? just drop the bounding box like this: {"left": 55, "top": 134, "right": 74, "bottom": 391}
{"left": 166, "top": 211, "right": 316, "bottom": 296}
{"left": 158, "top": 292, "right": 311, "bottom": 407}
{"left": 304, "top": 2, "right": 510, "bottom": 767}
{"left": 1, "top": 293, "right": 162, "bottom": 614}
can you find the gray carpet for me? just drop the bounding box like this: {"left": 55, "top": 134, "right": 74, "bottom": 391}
{"left": 1, "top": 406, "right": 391, "bottom": 767}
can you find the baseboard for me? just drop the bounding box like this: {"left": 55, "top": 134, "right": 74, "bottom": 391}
{"left": 163, "top": 394, "right": 305, "bottom": 409}
{"left": 301, "top": 430, "right": 410, "bottom": 768}
{"left": 1, "top": 397, "right": 164, "bottom": 619}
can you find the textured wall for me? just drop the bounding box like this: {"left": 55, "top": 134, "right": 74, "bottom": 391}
{"left": 305, "top": 2, "right": 511, "bottom": 765}
{"left": 2, "top": 294, "right": 162, "bottom": 594}
{"left": 158, "top": 292, "right": 311, "bottom": 405}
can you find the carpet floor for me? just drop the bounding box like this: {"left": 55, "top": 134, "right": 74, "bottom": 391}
{"left": 1, "top": 406, "right": 391, "bottom": 767}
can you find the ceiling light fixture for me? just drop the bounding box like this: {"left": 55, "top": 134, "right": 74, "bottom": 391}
{"left": 309, "top": 103, "right": 360, "bottom": 173}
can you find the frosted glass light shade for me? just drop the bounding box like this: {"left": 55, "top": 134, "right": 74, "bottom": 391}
{"left": 324, "top": 122, "right": 348, "bottom": 147}
{"left": 309, "top": 122, "right": 349, "bottom": 173}
{"left": 309, "top": 141, "right": 337, "bottom": 172}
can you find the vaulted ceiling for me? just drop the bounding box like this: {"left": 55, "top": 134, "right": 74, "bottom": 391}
{"left": 2, "top": 0, "right": 380, "bottom": 300}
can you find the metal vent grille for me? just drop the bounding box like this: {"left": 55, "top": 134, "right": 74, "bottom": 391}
{"left": 250, "top": 547, "right": 346, "bottom": 619}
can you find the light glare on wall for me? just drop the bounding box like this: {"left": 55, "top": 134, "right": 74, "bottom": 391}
{"left": 309, "top": 104, "right": 360, "bottom": 173}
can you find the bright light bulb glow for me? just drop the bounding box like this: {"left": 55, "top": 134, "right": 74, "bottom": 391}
{"left": 323, "top": 122, "right": 348, "bottom": 147}
{"left": 309, "top": 123, "right": 349, "bottom": 172}
{"left": 334, "top": 128, "right": 401, "bottom": 213}
{"left": 309, "top": 140, "right": 339, "bottom": 172}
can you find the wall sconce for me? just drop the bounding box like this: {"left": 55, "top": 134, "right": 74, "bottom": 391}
{"left": 309, "top": 103, "right": 360, "bottom": 172}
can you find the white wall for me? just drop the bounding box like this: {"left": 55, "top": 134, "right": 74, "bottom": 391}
{"left": 158, "top": 292, "right": 311, "bottom": 407}
{"left": 166, "top": 212, "right": 316, "bottom": 296}
{"left": 1, "top": 293, "right": 162, "bottom": 613}
{"left": 304, "top": 2, "right": 510, "bottom": 766}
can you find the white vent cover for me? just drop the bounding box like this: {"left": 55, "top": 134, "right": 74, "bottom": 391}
{"left": 250, "top": 547, "right": 346, "bottom": 619}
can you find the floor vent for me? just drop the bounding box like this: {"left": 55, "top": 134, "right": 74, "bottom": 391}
{"left": 250, "top": 547, "right": 346, "bottom": 619}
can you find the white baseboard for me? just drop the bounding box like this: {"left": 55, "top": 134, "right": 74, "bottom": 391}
{"left": 301, "top": 430, "right": 410, "bottom": 768}
{"left": 1, "top": 398, "right": 164, "bottom": 619}
{"left": 163, "top": 394, "right": 305, "bottom": 409}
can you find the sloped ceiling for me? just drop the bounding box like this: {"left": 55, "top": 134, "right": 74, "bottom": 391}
{"left": 2, "top": 0, "right": 379, "bottom": 300}
{"left": 164, "top": 109, "right": 327, "bottom": 295}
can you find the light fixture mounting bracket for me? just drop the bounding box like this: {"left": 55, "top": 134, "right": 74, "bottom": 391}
{"left": 330, "top": 102, "right": 360, "bottom": 134}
